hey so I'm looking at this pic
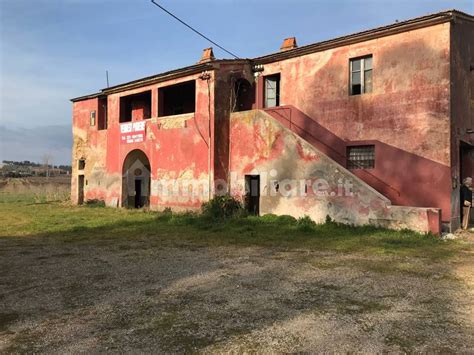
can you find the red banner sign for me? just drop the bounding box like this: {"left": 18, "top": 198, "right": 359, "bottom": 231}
{"left": 120, "top": 122, "right": 146, "bottom": 144}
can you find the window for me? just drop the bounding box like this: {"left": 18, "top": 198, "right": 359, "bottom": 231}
{"left": 264, "top": 74, "right": 280, "bottom": 108}
{"left": 78, "top": 159, "right": 85, "bottom": 170}
{"left": 233, "top": 78, "right": 254, "bottom": 112}
{"left": 158, "top": 80, "right": 196, "bottom": 117}
{"left": 350, "top": 56, "right": 372, "bottom": 95}
{"left": 90, "top": 111, "right": 96, "bottom": 126}
{"left": 98, "top": 97, "right": 108, "bottom": 130}
{"left": 120, "top": 91, "right": 152, "bottom": 123}
{"left": 347, "top": 145, "right": 375, "bottom": 169}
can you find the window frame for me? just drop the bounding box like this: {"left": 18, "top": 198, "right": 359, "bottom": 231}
{"left": 349, "top": 55, "right": 373, "bottom": 95}
{"left": 119, "top": 90, "right": 152, "bottom": 123}
{"left": 90, "top": 111, "right": 96, "bottom": 126}
{"left": 264, "top": 73, "right": 281, "bottom": 108}
{"left": 346, "top": 145, "right": 375, "bottom": 170}
{"left": 98, "top": 97, "right": 108, "bottom": 130}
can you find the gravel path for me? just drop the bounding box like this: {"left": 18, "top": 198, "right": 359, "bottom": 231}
{"left": 0, "top": 235, "right": 473, "bottom": 353}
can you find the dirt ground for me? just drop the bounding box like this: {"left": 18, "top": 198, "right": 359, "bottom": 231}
{"left": 1, "top": 232, "right": 473, "bottom": 353}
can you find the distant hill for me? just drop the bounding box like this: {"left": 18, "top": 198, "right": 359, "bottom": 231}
{"left": 1, "top": 160, "right": 71, "bottom": 178}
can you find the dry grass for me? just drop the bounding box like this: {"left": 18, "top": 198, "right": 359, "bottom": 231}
{"left": 0, "top": 177, "right": 70, "bottom": 204}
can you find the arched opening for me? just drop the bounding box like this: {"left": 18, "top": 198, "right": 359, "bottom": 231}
{"left": 232, "top": 78, "right": 254, "bottom": 112}
{"left": 122, "top": 149, "right": 151, "bottom": 208}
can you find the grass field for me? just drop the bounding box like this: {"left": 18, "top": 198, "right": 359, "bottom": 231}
{"left": 1, "top": 191, "right": 473, "bottom": 352}
{"left": 0, "top": 198, "right": 466, "bottom": 259}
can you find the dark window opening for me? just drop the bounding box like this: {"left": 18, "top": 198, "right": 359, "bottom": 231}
{"left": 264, "top": 74, "right": 280, "bottom": 108}
{"left": 158, "top": 80, "right": 196, "bottom": 117}
{"left": 78, "top": 175, "right": 84, "bottom": 205}
{"left": 233, "top": 78, "right": 254, "bottom": 112}
{"left": 98, "top": 97, "right": 108, "bottom": 130}
{"left": 347, "top": 145, "right": 375, "bottom": 169}
{"left": 245, "top": 175, "right": 260, "bottom": 215}
{"left": 78, "top": 159, "right": 85, "bottom": 170}
{"left": 120, "top": 90, "right": 152, "bottom": 123}
{"left": 350, "top": 55, "right": 372, "bottom": 95}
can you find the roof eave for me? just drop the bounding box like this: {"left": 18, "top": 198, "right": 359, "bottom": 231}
{"left": 253, "top": 11, "right": 461, "bottom": 64}
{"left": 71, "top": 10, "right": 473, "bottom": 102}
{"left": 71, "top": 62, "right": 216, "bottom": 102}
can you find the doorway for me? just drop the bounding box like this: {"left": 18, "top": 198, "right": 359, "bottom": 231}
{"left": 460, "top": 141, "right": 474, "bottom": 224}
{"left": 460, "top": 141, "right": 473, "bottom": 182}
{"left": 78, "top": 175, "right": 84, "bottom": 205}
{"left": 245, "top": 175, "right": 260, "bottom": 215}
{"left": 233, "top": 78, "right": 254, "bottom": 112}
{"left": 134, "top": 179, "right": 143, "bottom": 208}
{"left": 264, "top": 74, "right": 280, "bottom": 108}
{"left": 122, "top": 149, "right": 151, "bottom": 208}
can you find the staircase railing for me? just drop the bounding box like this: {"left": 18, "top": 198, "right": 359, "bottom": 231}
{"left": 264, "top": 106, "right": 401, "bottom": 198}
{"left": 265, "top": 106, "right": 345, "bottom": 163}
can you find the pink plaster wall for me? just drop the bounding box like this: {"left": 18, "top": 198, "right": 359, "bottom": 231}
{"left": 72, "top": 72, "right": 215, "bottom": 209}
{"left": 255, "top": 23, "right": 452, "bottom": 223}
{"left": 229, "top": 110, "right": 440, "bottom": 233}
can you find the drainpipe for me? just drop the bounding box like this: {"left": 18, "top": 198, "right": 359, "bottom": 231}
{"left": 199, "top": 71, "right": 212, "bottom": 201}
{"left": 252, "top": 64, "right": 264, "bottom": 108}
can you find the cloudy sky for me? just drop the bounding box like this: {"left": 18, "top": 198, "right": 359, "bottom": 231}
{"left": 0, "top": 0, "right": 472, "bottom": 165}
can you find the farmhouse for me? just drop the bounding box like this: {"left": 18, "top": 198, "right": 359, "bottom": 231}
{"left": 71, "top": 10, "right": 474, "bottom": 234}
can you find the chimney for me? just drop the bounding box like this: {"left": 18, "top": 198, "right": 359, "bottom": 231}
{"left": 198, "top": 47, "right": 215, "bottom": 63}
{"left": 280, "top": 37, "right": 297, "bottom": 52}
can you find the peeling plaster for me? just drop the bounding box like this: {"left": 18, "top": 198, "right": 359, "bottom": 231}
{"left": 230, "top": 110, "right": 439, "bottom": 233}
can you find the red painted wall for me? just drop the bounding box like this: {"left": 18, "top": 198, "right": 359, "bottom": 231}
{"left": 255, "top": 23, "right": 453, "bottom": 223}
{"left": 229, "top": 110, "right": 441, "bottom": 234}
{"left": 131, "top": 99, "right": 150, "bottom": 121}
{"left": 72, "top": 19, "right": 472, "bottom": 231}
{"left": 72, "top": 72, "right": 215, "bottom": 209}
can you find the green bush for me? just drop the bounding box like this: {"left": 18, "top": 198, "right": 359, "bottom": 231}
{"left": 259, "top": 214, "right": 280, "bottom": 223}
{"left": 201, "top": 195, "right": 243, "bottom": 219}
{"left": 277, "top": 215, "right": 298, "bottom": 225}
{"left": 234, "top": 208, "right": 250, "bottom": 219}
{"left": 296, "top": 215, "right": 316, "bottom": 231}
{"left": 254, "top": 214, "right": 298, "bottom": 226}
{"left": 156, "top": 207, "right": 173, "bottom": 222}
